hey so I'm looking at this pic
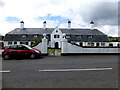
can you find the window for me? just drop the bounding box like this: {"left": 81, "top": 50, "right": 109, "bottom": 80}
{"left": 66, "top": 35, "right": 71, "bottom": 39}
{"left": 31, "top": 42, "right": 34, "bottom": 46}
{"left": 109, "top": 43, "right": 113, "bottom": 47}
{"left": 8, "top": 42, "right": 12, "bottom": 45}
{"left": 56, "top": 30, "right": 58, "bottom": 33}
{"left": 25, "top": 42, "right": 28, "bottom": 45}
{"left": 117, "top": 43, "right": 120, "bottom": 47}
{"left": 17, "top": 45, "right": 28, "bottom": 50}
{"left": 88, "top": 42, "right": 94, "bottom": 46}
{"left": 8, "top": 45, "right": 17, "bottom": 50}
{"left": 80, "top": 42, "right": 83, "bottom": 47}
{"left": 88, "top": 35, "right": 93, "bottom": 39}
{"left": 14, "top": 42, "right": 17, "bottom": 44}
{"left": 96, "top": 43, "right": 99, "bottom": 46}
{"left": 20, "top": 42, "right": 28, "bottom": 45}
{"left": 101, "top": 42, "right": 105, "bottom": 46}
{"left": 54, "top": 35, "right": 59, "bottom": 38}
{"left": 76, "top": 35, "right": 82, "bottom": 39}
{"left": 34, "top": 35, "right": 38, "bottom": 38}
{"left": 22, "top": 35, "right": 26, "bottom": 38}
{"left": 20, "top": 42, "right": 23, "bottom": 44}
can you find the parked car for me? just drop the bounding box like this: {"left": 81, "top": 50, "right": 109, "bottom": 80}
{"left": 2, "top": 44, "right": 41, "bottom": 60}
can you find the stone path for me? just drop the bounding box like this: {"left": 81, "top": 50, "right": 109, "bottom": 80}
{"left": 49, "top": 49, "right": 61, "bottom": 56}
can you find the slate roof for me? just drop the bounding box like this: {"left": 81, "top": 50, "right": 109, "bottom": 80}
{"left": 4, "top": 28, "right": 109, "bottom": 42}
{"left": 7, "top": 28, "right": 106, "bottom": 35}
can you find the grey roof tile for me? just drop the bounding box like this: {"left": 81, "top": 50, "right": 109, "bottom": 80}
{"left": 4, "top": 28, "right": 108, "bottom": 41}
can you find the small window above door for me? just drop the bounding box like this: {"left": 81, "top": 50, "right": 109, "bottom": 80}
{"left": 54, "top": 35, "right": 59, "bottom": 38}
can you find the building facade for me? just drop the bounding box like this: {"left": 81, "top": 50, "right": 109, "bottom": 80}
{"left": 3, "top": 21, "right": 110, "bottom": 48}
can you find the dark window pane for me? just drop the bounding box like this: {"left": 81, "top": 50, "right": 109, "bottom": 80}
{"left": 8, "top": 45, "right": 17, "bottom": 50}
{"left": 54, "top": 35, "right": 59, "bottom": 38}
{"left": 8, "top": 42, "right": 12, "bottom": 45}
{"left": 14, "top": 42, "right": 17, "bottom": 44}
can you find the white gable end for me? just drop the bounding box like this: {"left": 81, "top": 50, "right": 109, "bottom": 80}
{"left": 50, "top": 27, "right": 63, "bottom": 48}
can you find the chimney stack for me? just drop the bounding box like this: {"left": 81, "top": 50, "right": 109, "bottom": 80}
{"left": 68, "top": 20, "right": 71, "bottom": 30}
{"left": 20, "top": 21, "right": 24, "bottom": 30}
{"left": 90, "top": 21, "right": 94, "bottom": 30}
{"left": 43, "top": 21, "right": 46, "bottom": 29}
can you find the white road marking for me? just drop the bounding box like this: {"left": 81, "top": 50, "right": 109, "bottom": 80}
{"left": 38, "top": 68, "right": 112, "bottom": 72}
{"left": 0, "top": 70, "right": 10, "bottom": 73}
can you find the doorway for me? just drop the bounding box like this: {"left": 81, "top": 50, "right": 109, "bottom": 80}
{"left": 96, "top": 43, "right": 99, "bottom": 47}
{"left": 55, "top": 42, "right": 59, "bottom": 49}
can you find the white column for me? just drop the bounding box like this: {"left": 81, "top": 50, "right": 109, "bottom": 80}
{"left": 4, "top": 42, "right": 8, "bottom": 47}
{"left": 61, "top": 33, "right": 68, "bottom": 53}
{"left": 17, "top": 41, "right": 20, "bottom": 44}
{"left": 12, "top": 41, "right": 14, "bottom": 45}
{"left": 61, "top": 38, "right": 68, "bottom": 53}
{"left": 51, "top": 41, "right": 55, "bottom": 48}
{"left": 41, "top": 38, "right": 48, "bottom": 53}
{"left": 28, "top": 42, "right": 31, "bottom": 46}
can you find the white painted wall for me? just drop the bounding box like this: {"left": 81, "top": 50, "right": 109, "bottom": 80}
{"left": 3, "top": 41, "right": 33, "bottom": 47}
{"left": 110, "top": 42, "right": 120, "bottom": 46}
{"left": 34, "top": 38, "right": 48, "bottom": 54}
{"left": 51, "top": 27, "right": 63, "bottom": 48}
{"left": 62, "top": 39, "right": 119, "bottom": 54}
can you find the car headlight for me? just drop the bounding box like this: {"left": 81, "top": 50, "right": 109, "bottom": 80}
{"left": 35, "top": 50, "right": 40, "bottom": 53}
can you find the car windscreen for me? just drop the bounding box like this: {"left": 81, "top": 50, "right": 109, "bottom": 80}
{"left": 24, "top": 45, "right": 33, "bottom": 50}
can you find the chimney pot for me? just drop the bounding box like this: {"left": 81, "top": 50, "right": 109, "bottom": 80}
{"left": 20, "top": 21, "right": 24, "bottom": 30}
{"left": 90, "top": 21, "right": 94, "bottom": 30}
{"left": 68, "top": 21, "right": 71, "bottom": 30}
{"left": 43, "top": 21, "right": 46, "bottom": 29}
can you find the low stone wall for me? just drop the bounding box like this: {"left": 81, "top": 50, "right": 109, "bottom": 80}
{"left": 61, "top": 39, "right": 119, "bottom": 54}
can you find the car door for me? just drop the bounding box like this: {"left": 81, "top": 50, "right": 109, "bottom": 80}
{"left": 7, "top": 45, "right": 19, "bottom": 57}
{"left": 17, "top": 45, "right": 30, "bottom": 57}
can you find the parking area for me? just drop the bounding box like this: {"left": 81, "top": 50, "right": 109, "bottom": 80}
{"left": 1, "top": 55, "right": 119, "bottom": 88}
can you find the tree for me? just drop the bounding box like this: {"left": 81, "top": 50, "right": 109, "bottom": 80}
{"left": 31, "top": 38, "right": 42, "bottom": 47}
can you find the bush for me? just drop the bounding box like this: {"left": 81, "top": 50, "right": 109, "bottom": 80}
{"left": 31, "top": 38, "right": 42, "bottom": 47}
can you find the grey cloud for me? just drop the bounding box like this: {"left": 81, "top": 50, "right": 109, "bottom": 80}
{"left": 0, "top": 0, "right": 5, "bottom": 7}
{"left": 80, "top": 2, "right": 118, "bottom": 26}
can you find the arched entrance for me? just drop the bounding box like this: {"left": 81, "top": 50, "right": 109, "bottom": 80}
{"left": 55, "top": 42, "right": 59, "bottom": 49}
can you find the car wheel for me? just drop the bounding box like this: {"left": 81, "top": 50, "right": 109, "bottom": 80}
{"left": 30, "top": 54, "right": 35, "bottom": 59}
{"left": 3, "top": 54, "right": 10, "bottom": 60}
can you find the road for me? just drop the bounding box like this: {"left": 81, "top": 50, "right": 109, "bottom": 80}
{"left": 1, "top": 55, "right": 119, "bottom": 88}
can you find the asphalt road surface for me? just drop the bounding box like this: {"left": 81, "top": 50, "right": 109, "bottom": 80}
{"left": 1, "top": 55, "right": 119, "bottom": 88}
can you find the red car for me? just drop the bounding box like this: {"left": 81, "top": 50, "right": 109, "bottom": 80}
{"left": 2, "top": 44, "right": 41, "bottom": 59}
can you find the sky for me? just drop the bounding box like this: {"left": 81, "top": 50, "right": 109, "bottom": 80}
{"left": 0, "top": 0, "right": 119, "bottom": 37}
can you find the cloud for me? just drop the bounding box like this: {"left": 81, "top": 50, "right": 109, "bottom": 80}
{"left": 80, "top": 2, "right": 118, "bottom": 26}
{"left": 0, "top": 0, "right": 119, "bottom": 37}
{"left": 36, "top": 14, "right": 69, "bottom": 26}
{"left": 0, "top": 0, "right": 5, "bottom": 7}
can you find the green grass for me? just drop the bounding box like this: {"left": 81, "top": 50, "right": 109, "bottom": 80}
{"left": 48, "top": 49, "right": 61, "bottom": 53}
{"left": 57, "top": 49, "right": 61, "bottom": 53}
{"left": 48, "top": 49, "right": 54, "bottom": 53}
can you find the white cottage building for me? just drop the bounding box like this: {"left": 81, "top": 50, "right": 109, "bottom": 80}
{"left": 4, "top": 21, "right": 114, "bottom": 48}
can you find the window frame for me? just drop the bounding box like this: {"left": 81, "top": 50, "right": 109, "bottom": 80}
{"left": 66, "top": 35, "right": 71, "bottom": 39}
{"left": 88, "top": 35, "right": 93, "bottom": 39}
{"left": 22, "top": 34, "right": 27, "bottom": 38}
{"left": 76, "top": 35, "right": 82, "bottom": 39}
{"left": 54, "top": 35, "right": 60, "bottom": 38}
